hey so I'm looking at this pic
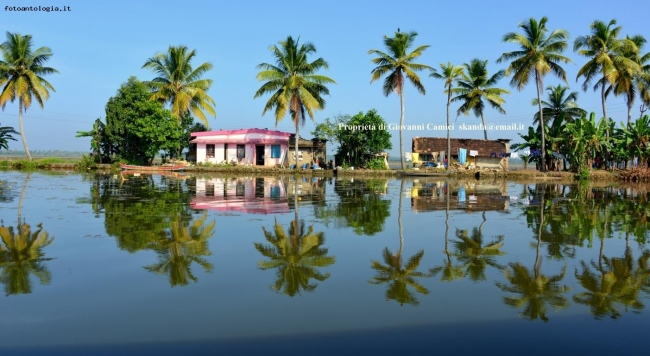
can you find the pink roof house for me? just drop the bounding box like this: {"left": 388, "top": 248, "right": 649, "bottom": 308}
{"left": 190, "top": 128, "right": 292, "bottom": 166}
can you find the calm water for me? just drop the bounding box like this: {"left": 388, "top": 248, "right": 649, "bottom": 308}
{"left": 0, "top": 171, "right": 649, "bottom": 355}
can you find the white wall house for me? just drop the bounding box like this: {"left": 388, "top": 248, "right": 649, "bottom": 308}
{"left": 190, "top": 128, "right": 292, "bottom": 166}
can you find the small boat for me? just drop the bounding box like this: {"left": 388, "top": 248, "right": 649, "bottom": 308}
{"left": 120, "top": 164, "right": 186, "bottom": 172}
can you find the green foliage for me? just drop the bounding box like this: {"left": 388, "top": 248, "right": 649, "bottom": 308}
{"left": 75, "top": 154, "right": 98, "bottom": 171}
{"left": 0, "top": 123, "right": 18, "bottom": 151}
{"left": 451, "top": 59, "right": 510, "bottom": 140}
{"left": 142, "top": 45, "right": 216, "bottom": 126}
{"left": 366, "top": 157, "right": 386, "bottom": 170}
{"left": 333, "top": 110, "right": 392, "bottom": 167}
{"left": 0, "top": 32, "right": 59, "bottom": 161}
{"left": 578, "top": 168, "right": 590, "bottom": 180}
{"left": 103, "top": 77, "right": 186, "bottom": 165}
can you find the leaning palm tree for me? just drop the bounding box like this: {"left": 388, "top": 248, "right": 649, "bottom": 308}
{"left": 369, "top": 29, "right": 432, "bottom": 169}
{"left": 498, "top": 17, "right": 572, "bottom": 172}
{"left": 144, "top": 212, "right": 216, "bottom": 287}
{"left": 255, "top": 36, "right": 335, "bottom": 169}
{"left": 142, "top": 45, "right": 216, "bottom": 126}
{"left": 452, "top": 59, "right": 509, "bottom": 140}
{"left": 532, "top": 85, "right": 586, "bottom": 129}
{"left": 430, "top": 63, "right": 464, "bottom": 168}
{"left": 0, "top": 32, "right": 58, "bottom": 161}
{"left": 573, "top": 19, "right": 639, "bottom": 124}
{"left": 255, "top": 217, "right": 335, "bottom": 297}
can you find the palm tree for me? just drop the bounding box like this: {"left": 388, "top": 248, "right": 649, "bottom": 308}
{"left": 574, "top": 20, "right": 639, "bottom": 125}
{"left": 255, "top": 36, "right": 335, "bottom": 169}
{"left": 255, "top": 217, "right": 335, "bottom": 297}
{"left": 144, "top": 212, "right": 216, "bottom": 287}
{"left": 608, "top": 35, "right": 649, "bottom": 124}
{"left": 369, "top": 180, "right": 430, "bottom": 305}
{"left": 369, "top": 29, "right": 432, "bottom": 169}
{"left": 431, "top": 63, "right": 464, "bottom": 168}
{"left": 0, "top": 32, "right": 58, "bottom": 161}
{"left": 142, "top": 45, "right": 216, "bottom": 126}
{"left": 498, "top": 17, "right": 572, "bottom": 172}
{"left": 452, "top": 59, "right": 509, "bottom": 140}
{"left": 0, "top": 122, "right": 18, "bottom": 151}
{"left": 532, "top": 85, "right": 586, "bottom": 129}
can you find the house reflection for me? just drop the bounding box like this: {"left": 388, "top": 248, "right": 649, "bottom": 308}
{"left": 410, "top": 179, "right": 509, "bottom": 212}
{"left": 190, "top": 176, "right": 328, "bottom": 214}
{"left": 191, "top": 177, "right": 290, "bottom": 214}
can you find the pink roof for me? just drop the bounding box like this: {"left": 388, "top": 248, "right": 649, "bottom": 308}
{"left": 191, "top": 137, "right": 288, "bottom": 145}
{"left": 191, "top": 128, "right": 292, "bottom": 137}
{"left": 190, "top": 197, "right": 290, "bottom": 214}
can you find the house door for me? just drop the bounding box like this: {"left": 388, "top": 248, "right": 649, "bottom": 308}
{"left": 255, "top": 145, "right": 265, "bottom": 166}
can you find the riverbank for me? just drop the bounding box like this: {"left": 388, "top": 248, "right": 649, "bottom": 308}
{"left": 0, "top": 159, "right": 627, "bottom": 181}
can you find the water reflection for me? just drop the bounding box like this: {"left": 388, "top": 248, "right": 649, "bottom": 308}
{"left": 574, "top": 237, "right": 650, "bottom": 319}
{"left": 192, "top": 176, "right": 290, "bottom": 214}
{"left": 370, "top": 181, "right": 429, "bottom": 306}
{"left": 85, "top": 173, "right": 216, "bottom": 287}
{"left": 0, "top": 173, "right": 54, "bottom": 296}
{"left": 498, "top": 190, "right": 571, "bottom": 322}
{"left": 0, "top": 221, "right": 54, "bottom": 296}
{"left": 314, "top": 178, "right": 391, "bottom": 236}
{"left": 453, "top": 212, "right": 506, "bottom": 282}
{"left": 429, "top": 187, "right": 465, "bottom": 282}
{"left": 255, "top": 217, "right": 335, "bottom": 297}
{"left": 411, "top": 179, "right": 509, "bottom": 213}
{"left": 144, "top": 212, "right": 216, "bottom": 287}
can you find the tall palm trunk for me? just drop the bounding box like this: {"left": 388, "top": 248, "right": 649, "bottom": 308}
{"left": 480, "top": 112, "right": 488, "bottom": 140}
{"left": 534, "top": 191, "right": 544, "bottom": 277}
{"left": 446, "top": 84, "right": 452, "bottom": 169}
{"left": 626, "top": 94, "right": 633, "bottom": 125}
{"left": 398, "top": 180, "right": 405, "bottom": 257}
{"left": 535, "top": 70, "right": 546, "bottom": 172}
{"left": 18, "top": 172, "right": 31, "bottom": 223}
{"left": 294, "top": 120, "right": 300, "bottom": 169}
{"left": 444, "top": 182, "right": 450, "bottom": 262}
{"left": 399, "top": 88, "right": 406, "bottom": 170}
{"left": 18, "top": 101, "right": 32, "bottom": 161}
{"left": 601, "top": 78, "right": 608, "bottom": 125}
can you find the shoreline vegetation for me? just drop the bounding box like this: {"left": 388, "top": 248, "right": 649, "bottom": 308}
{"left": 0, "top": 158, "right": 637, "bottom": 181}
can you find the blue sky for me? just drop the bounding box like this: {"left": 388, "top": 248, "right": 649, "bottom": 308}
{"left": 1, "top": 0, "right": 648, "bottom": 155}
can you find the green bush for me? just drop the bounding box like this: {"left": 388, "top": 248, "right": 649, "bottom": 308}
{"left": 366, "top": 157, "right": 386, "bottom": 170}
{"left": 75, "top": 154, "right": 98, "bottom": 171}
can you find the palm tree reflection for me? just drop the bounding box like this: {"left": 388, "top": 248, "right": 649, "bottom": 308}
{"left": 453, "top": 212, "right": 506, "bottom": 282}
{"left": 0, "top": 221, "right": 54, "bottom": 296}
{"left": 573, "top": 237, "right": 650, "bottom": 319}
{"left": 370, "top": 180, "right": 430, "bottom": 306}
{"left": 497, "top": 191, "right": 570, "bottom": 322}
{"left": 255, "top": 218, "right": 335, "bottom": 297}
{"left": 144, "top": 212, "right": 216, "bottom": 287}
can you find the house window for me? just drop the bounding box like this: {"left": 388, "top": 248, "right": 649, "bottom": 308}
{"left": 271, "top": 145, "right": 281, "bottom": 158}
{"left": 237, "top": 144, "right": 245, "bottom": 160}
{"left": 224, "top": 144, "right": 228, "bottom": 161}
{"left": 206, "top": 144, "right": 215, "bottom": 158}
